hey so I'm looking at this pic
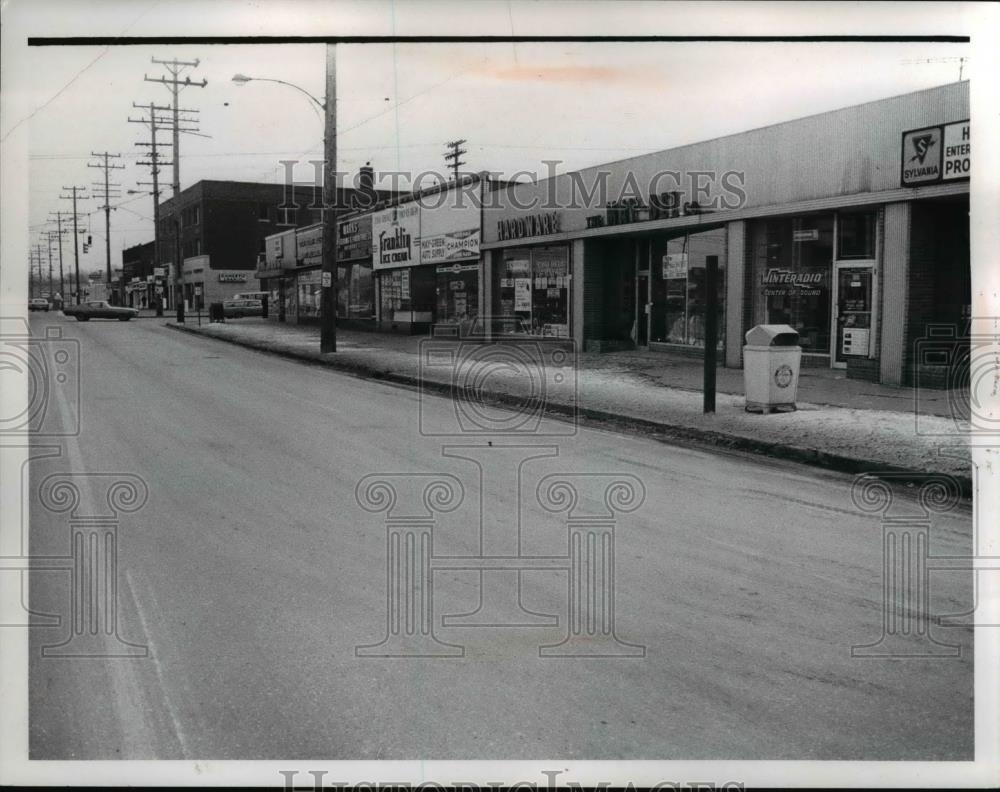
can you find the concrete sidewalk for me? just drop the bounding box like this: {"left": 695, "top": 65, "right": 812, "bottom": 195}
{"left": 164, "top": 318, "right": 971, "bottom": 490}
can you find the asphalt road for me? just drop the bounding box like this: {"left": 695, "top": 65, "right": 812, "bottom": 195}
{"left": 26, "top": 314, "right": 974, "bottom": 760}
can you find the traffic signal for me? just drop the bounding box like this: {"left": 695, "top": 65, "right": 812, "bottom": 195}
{"left": 87, "top": 235, "right": 92, "bottom": 245}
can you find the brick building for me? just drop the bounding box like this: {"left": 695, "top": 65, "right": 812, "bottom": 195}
{"left": 120, "top": 240, "right": 157, "bottom": 308}
{"left": 157, "top": 179, "right": 376, "bottom": 310}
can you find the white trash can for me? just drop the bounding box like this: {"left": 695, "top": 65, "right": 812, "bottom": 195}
{"left": 743, "top": 324, "right": 802, "bottom": 414}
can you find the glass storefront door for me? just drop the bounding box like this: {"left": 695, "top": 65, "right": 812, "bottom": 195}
{"left": 637, "top": 272, "right": 649, "bottom": 346}
{"left": 833, "top": 265, "right": 874, "bottom": 366}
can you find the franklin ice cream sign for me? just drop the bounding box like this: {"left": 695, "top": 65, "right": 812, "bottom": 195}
{"left": 373, "top": 203, "right": 420, "bottom": 270}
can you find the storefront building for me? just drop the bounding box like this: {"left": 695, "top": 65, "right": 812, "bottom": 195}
{"left": 337, "top": 213, "right": 376, "bottom": 326}
{"left": 481, "top": 81, "right": 970, "bottom": 385}
{"left": 373, "top": 176, "right": 488, "bottom": 334}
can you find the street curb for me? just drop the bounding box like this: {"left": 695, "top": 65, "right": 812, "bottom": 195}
{"left": 164, "top": 322, "right": 973, "bottom": 497}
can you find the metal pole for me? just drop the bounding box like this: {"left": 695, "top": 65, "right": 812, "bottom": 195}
{"left": 320, "top": 43, "right": 338, "bottom": 353}
{"left": 703, "top": 254, "right": 719, "bottom": 413}
{"left": 174, "top": 216, "right": 184, "bottom": 322}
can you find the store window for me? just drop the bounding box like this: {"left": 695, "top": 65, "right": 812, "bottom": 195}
{"left": 436, "top": 264, "right": 479, "bottom": 327}
{"left": 650, "top": 228, "right": 726, "bottom": 349}
{"left": 347, "top": 262, "right": 375, "bottom": 319}
{"left": 837, "top": 210, "right": 876, "bottom": 259}
{"left": 378, "top": 266, "right": 436, "bottom": 321}
{"left": 494, "top": 245, "right": 571, "bottom": 337}
{"left": 297, "top": 270, "right": 322, "bottom": 320}
{"left": 752, "top": 214, "right": 833, "bottom": 354}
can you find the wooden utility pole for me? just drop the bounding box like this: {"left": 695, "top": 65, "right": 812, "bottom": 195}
{"left": 144, "top": 58, "right": 206, "bottom": 320}
{"left": 47, "top": 211, "right": 69, "bottom": 304}
{"left": 320, "top": 44, "right": 338, "bottom": 353}
{"left": 88, "top": 151, "right": 124, "bottom": 301}
{"left": 444, "top": 139, "right": 467, "bottom": 184}
{"left": 59, "top": 186, "right": 87, "bottom": 304}
{"left": 130, "top": 101, "right": 174, "bottom": 313}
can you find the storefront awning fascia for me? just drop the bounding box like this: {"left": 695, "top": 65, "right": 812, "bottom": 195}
{"left": 481, "top": 180, "right": 969, "bottom": 249}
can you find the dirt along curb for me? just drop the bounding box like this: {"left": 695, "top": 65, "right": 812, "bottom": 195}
{"left": 164, "top": 322, "right": 973, "bottom": 497}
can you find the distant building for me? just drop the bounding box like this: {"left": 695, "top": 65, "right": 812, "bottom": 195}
{"left": 156, "top": 179, "right": 383, "bottom": 310}
{"left": 121, "top": 240, "right": 157, "bottom": 309}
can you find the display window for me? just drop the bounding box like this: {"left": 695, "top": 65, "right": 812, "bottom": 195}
{"left": 650, "top": 228, "right": 726, "bottom": 350}
{"left": 347, "top": 262, "right": 375, "bottom": 319}
{"left": 751, "top": 213, "right": 834, "bottom": 354}
{"left": 494, "top": 245, "right": 570, "bottom": 337}
{"left": 435, "top": 264, "right": 479, "bottom": 326}
{"left": 296, "top": 270, "right": 322, "bottom": 320}
{"left": 836, "top": 210, "right": 876, "bottom": 259}
{"left": 378, "top": 266, "right": 436, "bottom": 321}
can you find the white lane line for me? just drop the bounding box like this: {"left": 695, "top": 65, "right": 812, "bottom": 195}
{"left": 123, "top": 568, "right": 191, "bottom": 759}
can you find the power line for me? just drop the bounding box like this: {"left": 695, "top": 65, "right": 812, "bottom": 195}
{"left": 444, "top": 139, "right": 467, "bottom": 184}
{"left": 88, "top": 151, "right": 126, "bottom": 295}
{"left": 58, "top": 185, "right": 88, "bottom": 305}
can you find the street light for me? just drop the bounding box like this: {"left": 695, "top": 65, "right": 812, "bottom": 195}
{"left": 231, "top": 73, "right": 326, "bottom": 110}
{"left": 231, "top": 61, "right": 337, "bottom": 353}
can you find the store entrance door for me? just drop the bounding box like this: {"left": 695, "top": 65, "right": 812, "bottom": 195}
{"left": 833, "top": 265, "right": 874, "bottom": 367}
{"left": 636, "top": 272, "right": 649, "bottom": 346}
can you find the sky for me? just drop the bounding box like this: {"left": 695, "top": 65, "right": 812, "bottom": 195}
{"left": 9, "top": 2, "right": 979, "bottom": 275}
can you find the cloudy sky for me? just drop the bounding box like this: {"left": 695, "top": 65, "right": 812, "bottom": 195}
{"left": 5, "top": 1, "right": 983, "bottom": 274}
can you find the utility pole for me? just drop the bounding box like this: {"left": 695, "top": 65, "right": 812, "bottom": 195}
{"left": 144, "top": 57, "right": 206, "bottom": 197}
{"left": 144, "top": 58, "right": 206, "bottom": 321}
{"left": 320, "top": 44, "right": 338, "bottom": 353}
{"left": 130, "top": 100, "right": 175, "bottom": 313}
{"left": 59, "top": 186, "right": 87, "bottom": 304}
{"left": 45, "top": 233, "right": 55, "bottom": 298}
{"left": 47, "top": 212, "right": 69, "bottom": 306}
{"left": 88, "top": 151, "right": 124, "bottom": 302}
{"left": 444, "top": 139, "right": 467, "bottom": 184}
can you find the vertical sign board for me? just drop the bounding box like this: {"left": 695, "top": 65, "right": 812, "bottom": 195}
{"left": 372, "top": 203, "right": 420, "bottom": 270}
{"left": 901, "top": 120, "right": 970, "bottom": 186}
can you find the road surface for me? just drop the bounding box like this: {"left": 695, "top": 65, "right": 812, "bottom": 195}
{"left": 25, "top": 314, "right": 974, "bottom": 760}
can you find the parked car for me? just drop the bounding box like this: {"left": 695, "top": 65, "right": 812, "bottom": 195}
{"left": 62, "top": 301, "right": 140, "bottom": 321}
{"left": 222, "top": 298, "right": 264, "bottom": 319}
{"left": 28, "top": 298, "right": 50, "bottom": 311}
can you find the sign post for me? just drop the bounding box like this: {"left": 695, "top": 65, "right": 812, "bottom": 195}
{"left": 703, "top": 255, "right": 719, "bottom": 414}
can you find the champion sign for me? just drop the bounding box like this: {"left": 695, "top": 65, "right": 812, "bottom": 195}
{"left": 421, "top": 228, "right": 481, "bottom": 264}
